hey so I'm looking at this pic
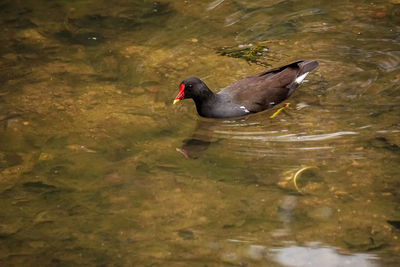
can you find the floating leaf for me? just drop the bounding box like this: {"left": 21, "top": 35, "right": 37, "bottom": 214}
{"left": 217, "top": 44, "right": 269, "bottom": 66}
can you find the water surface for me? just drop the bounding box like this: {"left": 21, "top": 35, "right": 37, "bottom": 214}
{"left": 0, "top": 0, "right": 399, "bottom": 266}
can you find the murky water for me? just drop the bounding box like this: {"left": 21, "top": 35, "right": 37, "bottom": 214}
{"left": 0, "top": 0, "right": 399, "bottom": 266}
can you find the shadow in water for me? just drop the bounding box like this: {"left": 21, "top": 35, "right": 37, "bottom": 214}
{"left": 176, "top": 114, "right": 267, "bottom": 159}
{"left": 176, "top": 118, "right": 224, "bottom": 159}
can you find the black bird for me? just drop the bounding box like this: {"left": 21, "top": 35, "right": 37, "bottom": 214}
{"left": 173, "top": 60, "right": 318, "bottom": 118}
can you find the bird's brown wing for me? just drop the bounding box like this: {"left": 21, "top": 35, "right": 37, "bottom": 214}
{"left": 220, "top": 60, "right": 314, "bottom": 112}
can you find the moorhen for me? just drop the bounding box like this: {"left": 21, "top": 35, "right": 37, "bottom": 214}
{"left": 173, "top": 60, "right": 318, "bottom": 118}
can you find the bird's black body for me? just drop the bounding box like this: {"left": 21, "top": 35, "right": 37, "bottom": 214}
{"left": 174, "top": 60, "right": 318, "bottom": 118}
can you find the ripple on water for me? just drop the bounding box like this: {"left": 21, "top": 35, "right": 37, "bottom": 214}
{"left": 272, "top": 244, "right": 378, "bottom": 267}
{"left": 214, "top": 130, "right": 358, "bottom": 142}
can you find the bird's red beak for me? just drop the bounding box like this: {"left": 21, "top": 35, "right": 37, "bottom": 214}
{"left": 173, "top": 84, "right": 185, "bottom": 104}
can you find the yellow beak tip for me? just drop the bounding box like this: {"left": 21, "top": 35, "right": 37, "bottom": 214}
{"left": 173, "top": 99, "right": 180, "bottom": 104}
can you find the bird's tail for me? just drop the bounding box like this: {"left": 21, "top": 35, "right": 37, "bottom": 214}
{"left": 298, "top": 60, "right": 319, "bottom": 76}
{"left": 287, "top": 60, "right": 318, "bottom": 96}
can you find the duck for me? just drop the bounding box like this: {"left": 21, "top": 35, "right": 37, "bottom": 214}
{"left": 173, "top": 60, "right": 318, "bottom": 118}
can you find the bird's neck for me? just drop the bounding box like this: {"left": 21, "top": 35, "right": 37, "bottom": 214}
{"left": 192, "top": 85, "right": 218, "bottom": 117}
{"left": 193, "top": 84, "right": 216, "bottom": 104}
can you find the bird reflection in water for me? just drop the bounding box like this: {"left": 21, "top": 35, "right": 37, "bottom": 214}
{"left": 176, "top": 118, "right": 224, "bottom": 159}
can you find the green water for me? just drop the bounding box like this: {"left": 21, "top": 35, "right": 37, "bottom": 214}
{"left": 0, "top": 0, "right": 399, "bottom": 266}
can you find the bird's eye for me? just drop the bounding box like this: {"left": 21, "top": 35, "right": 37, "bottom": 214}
{"left": 188, "top": 84, "right": 192, "bottom": 88}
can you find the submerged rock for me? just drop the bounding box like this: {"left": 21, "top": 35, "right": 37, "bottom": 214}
{"left": 0, "top": 222, "right": 21, "bottom": 237}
